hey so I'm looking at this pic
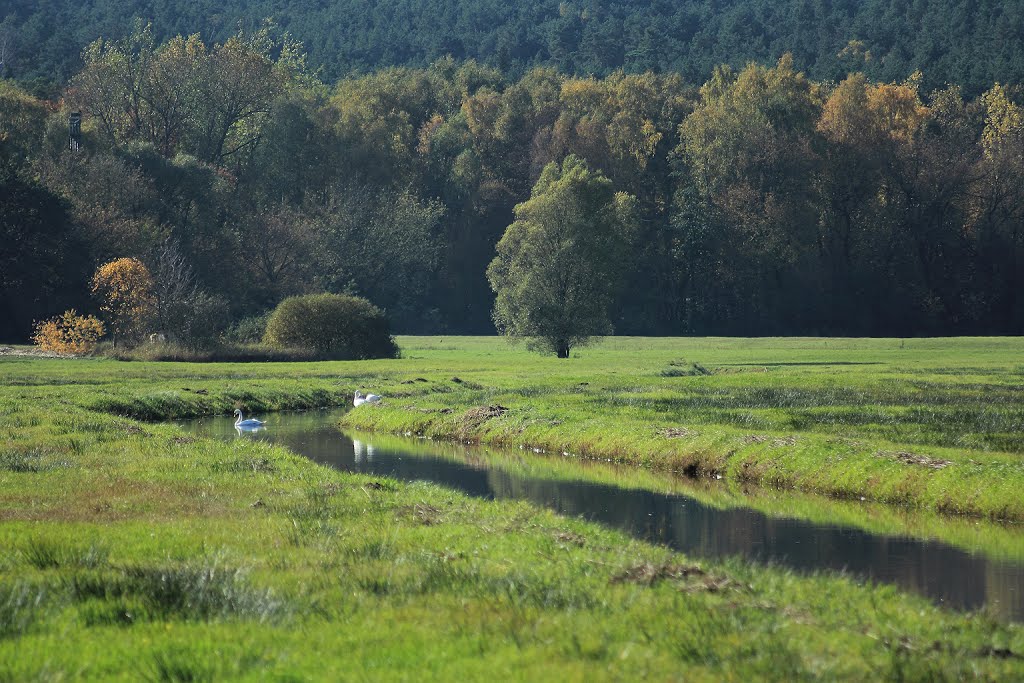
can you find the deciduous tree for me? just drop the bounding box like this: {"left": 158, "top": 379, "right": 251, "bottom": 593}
{"left": 487, "top": 155, "right": 637, "bottom": 357}
{"left": 90, "top": 257, "right": 155, "bottom": 346}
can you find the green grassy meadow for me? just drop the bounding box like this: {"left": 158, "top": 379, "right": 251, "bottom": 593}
{"left": 342, "top": 336, "right": 1024, "bottom": 520}
{"left": 1, "top": 336, "right": 1023, "bottom": 680}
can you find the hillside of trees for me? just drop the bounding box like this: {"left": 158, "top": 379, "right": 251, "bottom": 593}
{"left": 2, "top": 25, "right": 1024, "bottom": 343}
{"left": 2, "top": 0, "right": 1022, "bottom": 98}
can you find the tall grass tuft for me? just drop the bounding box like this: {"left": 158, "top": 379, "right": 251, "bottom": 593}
{"left": 21, "top": 539, "right": 108, "bottom": 570}
{"left": 0, "top": 583, "right": 47, "bottom": 638}
{"left": 0, "top": 447, "right": 72, "bottom": 473}
{"left": 67, "top": 560, "right": 284, "bottom": 623}
{"left": 105, "top": 341, "right": 322, "bottom": 363}
{"left": 211, "top": 457, "right": 277, "bottom": 474}
{"left": 144, "top": 648, "right": 217, "bottom": 683}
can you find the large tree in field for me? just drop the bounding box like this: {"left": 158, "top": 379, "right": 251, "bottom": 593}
{"left": 487, "top": 155, "right": 636, "bottom": 357}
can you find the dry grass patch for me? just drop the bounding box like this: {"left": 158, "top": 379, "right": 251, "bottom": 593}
{"left": 611, "top": 562, "right": 707, "bottom": 586}
{"left": 876, "top": 451, "right": 953, "bottom": 470}
{"left": 396, "top": 502, "right": 442, "bottom": 525}
{"left": 0, "top": 479, "right": 234, "bottom": 523}
{"left": 554, "top": 531, "right": 586, "bottom": 547}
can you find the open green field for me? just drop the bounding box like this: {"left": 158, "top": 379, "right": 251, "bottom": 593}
{"left": 1, "top": 337, "right": 1023, "bottom": 679}
{"left": 342, "top": 336, "right": 1024, "bottom": 521}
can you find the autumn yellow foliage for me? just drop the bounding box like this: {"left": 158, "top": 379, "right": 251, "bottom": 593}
{"left": 90, "top": 257, "right": 155, "bottom": 345}
{"left": 980, "top": 83, "right": 1024, "bottom": 160}
{"left": 31, "top": 310, "right": 105, "bottom": 355}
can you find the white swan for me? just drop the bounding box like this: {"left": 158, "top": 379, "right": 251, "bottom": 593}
{"left": 353, "top": 390, "right": 382, "bottom": 407}
{"left": 233, "top": 409, "right": 265, "bottom": 429}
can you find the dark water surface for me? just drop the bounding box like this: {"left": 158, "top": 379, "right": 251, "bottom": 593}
{"left": 180, "top": 409, "right": 1024, "bottom": 620}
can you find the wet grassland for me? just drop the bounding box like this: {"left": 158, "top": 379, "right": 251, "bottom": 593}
{"left": 346, "top": 337, "right": 1024, "bottom": 521}
{"left": 1, "top": 337, "right": 1023, "bottom": 679}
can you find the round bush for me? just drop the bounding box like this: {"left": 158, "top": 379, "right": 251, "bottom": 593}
{"left": 263, "top": 294, "right": 399, "bottom": 359}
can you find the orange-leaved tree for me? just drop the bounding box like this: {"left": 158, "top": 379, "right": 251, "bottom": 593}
{"left": 90, "top": 257, "right": 155, "bottom": 347}
{"left": 31, "top": 310, "right": 106, "bottom": 355}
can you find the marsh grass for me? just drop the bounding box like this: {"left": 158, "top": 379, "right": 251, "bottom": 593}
{"left": 105, "top": 342, "right": 321, "bottom": 364}
{"left": 144, "top": 648, "right": 217, "bottom": 683}
{"left": 66, "top": 561, "right": 284, "bottom": 623}
{"left": 0, "top": 449, "right": 47, "bottom": 473}
{"left": 211, "top": 456, "right": 277, "bottom": 474}
{"left": 0, "top": 446, "right": 73, "bottom": 473}
{"left": 0, "top": 583, "right": 47, "bottom": 638}
{"left": 20, "top": 539, "right": 108, "bottom": 570}
{"left": 1, "top": 339, "right": 1023, "bottom": 679}
{"left": 660, "top": 361, "right": 713, "bottom": 377}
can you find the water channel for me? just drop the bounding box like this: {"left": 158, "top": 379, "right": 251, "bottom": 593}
{"left": 179, "top": 409, "right": 1024, "bottom": 620}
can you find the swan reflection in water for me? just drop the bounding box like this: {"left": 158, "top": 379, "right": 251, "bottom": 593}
{"left": 235, "top": 424, "right": 265, "bottom": 434}
{"left": 352, "top": 439, "right": 376, "bottom": 463}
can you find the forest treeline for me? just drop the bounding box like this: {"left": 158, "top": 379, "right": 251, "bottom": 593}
{"left": 2, "top": 25, "right": 1024, "bottom": 341}
{"left": 2, "top": 0, "right": 1022, "bottom": 99}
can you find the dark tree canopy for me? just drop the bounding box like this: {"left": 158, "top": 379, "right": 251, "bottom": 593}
{"left": 2, "top": 0, "right": 1022, "bottom": 99}
{"left": 0, "top": 166, "right": 90, "bottom": 341}
{"left": 3, "top": 25, "right": 1024, "bottom": 344}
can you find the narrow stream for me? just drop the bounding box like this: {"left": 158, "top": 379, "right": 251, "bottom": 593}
{"left": 180, "top": 409, "right": 1024, "bottom": 620}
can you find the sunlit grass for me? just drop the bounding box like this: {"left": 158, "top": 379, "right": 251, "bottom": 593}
{"left": 0, "top": 338, "right": 1022, "bottom": 679}
{"left": 340, "top": 336, "right": 1024, "bottom": 520}
{"left": 340, "top": 429, "right": 1024, "bottom": 563}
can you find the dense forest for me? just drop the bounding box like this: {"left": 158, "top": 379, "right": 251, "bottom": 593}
{"left": 1, "top": 23, "right": 1024, "bottom": 342}
{"left": 2, "top": 0, "right": 1023, "bottom": 98}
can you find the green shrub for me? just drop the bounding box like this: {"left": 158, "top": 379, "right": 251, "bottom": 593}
{"left": 160, "top": 291, "right": 230, "bottom": 350}
{"left": 263, "top": 294, "right": 399, "bottom": 359}
{"left": 221, "top": 313, "right": 271, "bottom": 345}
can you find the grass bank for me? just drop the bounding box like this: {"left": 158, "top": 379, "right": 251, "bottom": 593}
{"left": 346, "top": 430, "right": 1024, "bottom": 565}
{"left": 1, "top": 351, "right": 1022, "bottom": 678}
{"left": 340, "top": 336, "right": 1024, "bottom": 521}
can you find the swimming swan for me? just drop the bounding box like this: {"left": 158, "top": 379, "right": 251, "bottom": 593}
{"left": 353, "top": 390, "right": 382, "bottom": 407}
{"left": 233, "top": 409, "right": 265, "bottom": 428}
